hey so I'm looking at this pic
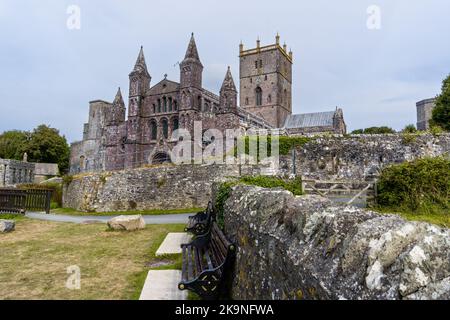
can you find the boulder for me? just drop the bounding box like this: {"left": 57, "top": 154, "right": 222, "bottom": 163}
{"left": 107, "top": 215, "right": 145, "bottom": 231}
{"left": 0, "top": 219, "right": 15, "bottom": 233}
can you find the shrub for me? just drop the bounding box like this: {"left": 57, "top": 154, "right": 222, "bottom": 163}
{"left": 402, "top": 124, "right": 417, "bottom": 133}
{"left": 235, "top": 135, "right": 311, "bottom": 157}
{"left": 376, "top": 157, "right": 450, "bottom": 213}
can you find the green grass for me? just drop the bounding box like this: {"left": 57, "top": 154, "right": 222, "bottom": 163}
{"left": 51, "top": 207, "right": 203, "bottom": 216}
{"left": 0, "top": 217, "right": 185, "bottom": 299}
{"left": 374, "top": 206, "right": 450, "bottom": 228}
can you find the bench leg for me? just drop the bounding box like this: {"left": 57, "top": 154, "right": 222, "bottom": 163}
{"left": 179, "top": 271, "right": 222, "bottom": 300}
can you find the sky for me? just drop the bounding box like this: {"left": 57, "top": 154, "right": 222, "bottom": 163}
{"left": 0, "top": 0, "right": 449, "bottom": 143}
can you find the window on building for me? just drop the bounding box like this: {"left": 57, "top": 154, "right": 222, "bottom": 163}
{"left": 152, "top": 104, "right": 156, "bottom": 113}
{"left": 255, "top": 87, "right": 262, "bottom": 106}
{"left": 204, "top": 103, "right": 210, "bottom": 112}
{"left": 157, "top": 99, "right": 161, "bottom": 113}
{"left": 163, "top": 97, "right": 167, "bottom": 112}
{"left": 168, "top": 97, "right": 173, "bottom": 111}
{"left": 150, "top": 121, "right": 157, "bottom": 140}
{"left": 250, "top": 78, "right": 253, "bottom": 84}
{"left": 161, "top": 119, "right": 169, "bottom": 139}
{"left": 268, "top": 94, "right": 272, "bottom": 103}
{"left": 265, "top": 75, "right": 267, "bottom": 81}
{"left": 172, "top": 118, "right": 179, "bottom": 131}
{"left": 245, "top": 97, "right": 249, "bottom": 105}
{"left": 255, "top": 61, "right": 258, "bottom": 69}
{"left": 198, "top": 96, "right": 202, "bottom": 109}
{"left": 174, "top": 100, "right": 178, "bottom": 111}
{"left": 259, "top": 60, "right": 263, "bottom": 68}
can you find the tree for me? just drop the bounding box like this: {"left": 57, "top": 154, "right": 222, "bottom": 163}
{"left": 402, "top": 124, "right": 417, "bottom": 133}
{"left": 432, "top": 74, "right": 450, "bottom": 131}
{"left": 351, "top": 127, "right": 396, "bottom": 134}
{"left": 0, "top": 130, "right": 29, "bottom": 160}
{"left": 25, "top": 125, "right": 70, "bottom": 174}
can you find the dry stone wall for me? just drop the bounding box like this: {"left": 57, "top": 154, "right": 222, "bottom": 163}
{"left": 222, "top": 185, "right": 450, "bottom": 300}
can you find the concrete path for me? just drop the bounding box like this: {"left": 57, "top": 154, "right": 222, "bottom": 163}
{"left": 139, "top": 270, "right": 187, "bottom": 300}
{"left": 156, "top": 232, "right": 192, "bottom": 256}
{"left": 25, "top": 212, "right": 191, "bottom": 225}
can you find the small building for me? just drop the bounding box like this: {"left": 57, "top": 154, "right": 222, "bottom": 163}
{"left": 416, "top": 98, "right": 436, "bottom": 131}
{"left": 0, "top": 159, "right": 35, "bottom": 187}
{"left": 283, "top": 108, "right": 346, "bottom": 135}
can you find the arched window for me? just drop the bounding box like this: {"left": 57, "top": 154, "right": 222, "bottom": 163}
{"left": 150, "top": 120, "right": 157, "bottom": 140}
{"left": 157, "top": 99, "right": 161, "bottom": 113}
{"left": 255, "top": 87, "right": 262, "bottom": 106}
{"left": 161, "top": 119, "right": 169, "bottom": 139}
{"left": 168, "top": 97, "right": 173, "bottom": 111}
{"left": 245, "top": 97, "right": 249, "bottom": 105}
{"left": 268, "top": 94, "right": 272, "bottom": 103}
{"left": 204, "top": 103, "right": 210, "bottom": 112}
{"left": 197, "top": 96, "right": 202, "bottom": 109}
{"left": 163, "top": 97, "right": 167, "bottom": 112}
{"left": 172, "top": 117, "right": 179, "bottom": 131}
{"left": 152, "top": 104, "right": 156, "bottom": 113}
{"left": 174, "top": 100, "right": 178, "bottom": 111}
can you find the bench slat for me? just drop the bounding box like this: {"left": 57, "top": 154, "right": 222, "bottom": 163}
{"left": 181, "top": 245, "right": 188, "bottom": 282}
{"left": 204, "top": 249, "right": 214, "bottom": 270}
{"left": 187, "top": 245, "right": 194, "bottom": 280}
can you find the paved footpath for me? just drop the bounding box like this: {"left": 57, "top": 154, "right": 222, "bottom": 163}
{"left": 25, "top": 212, "right": 191, "bottom": 225}
{"left": 139, "top": 270, "right": 187, "bottom": 300}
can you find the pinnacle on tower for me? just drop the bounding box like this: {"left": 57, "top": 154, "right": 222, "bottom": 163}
{"left": 221, "top": 66, "right": 236, "bottom": 92}
{"left": 184, "top": 33, "right": 201, "bottom": 62}
{"left": 113, "top": 87, "right": 125, "bottom": 108}
{"left": 132, "top": 46, "right": 150, "bottom": 76}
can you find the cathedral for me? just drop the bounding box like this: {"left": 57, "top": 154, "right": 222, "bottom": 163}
{"left": 70, "top": 34, "right": 346, "bottom": 173}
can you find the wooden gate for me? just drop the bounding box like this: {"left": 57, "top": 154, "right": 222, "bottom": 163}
{"left": 301, "top": 177, "right": 377, "bottom": 207}
{"left": 0, "top": 188, "right": 53, "bottom": 214}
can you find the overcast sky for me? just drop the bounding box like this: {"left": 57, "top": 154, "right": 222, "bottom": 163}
{"left": 0, "top": 0, "right": 449, "bottom": 142}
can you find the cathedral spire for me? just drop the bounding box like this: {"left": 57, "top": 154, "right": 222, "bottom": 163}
{"left": 113, "top": 87, "right": 125, "bottom": 108}
{"left": 184, "top": 33, "right": 201, "bottom": 63}
{"left": 221, "top": 66, "right": 236, "bottom": 92}
{"left": 132, "top": 46, "right": 150, "bottom": 77}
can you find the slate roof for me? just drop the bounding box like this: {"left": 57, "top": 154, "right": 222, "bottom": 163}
{"left": 283, "top": 111, "right": 336, "bottom": 129}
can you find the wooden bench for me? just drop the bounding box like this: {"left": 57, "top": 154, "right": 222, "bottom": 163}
{"left": 178, "top": 221, "right": 235, "bottom": 300}
{"left": 184, "top": 201, "right": 214, "bottom": 236}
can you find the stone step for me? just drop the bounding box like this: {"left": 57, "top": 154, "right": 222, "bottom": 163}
{"left": 156, "top": 232, "right": 192, "bottom": 256}
{"left": 139, "top": 270, "right": 187, "bottom": 300}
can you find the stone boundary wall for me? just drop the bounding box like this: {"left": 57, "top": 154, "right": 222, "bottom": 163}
{"left": 63, "top": 163, "right": 268, "bottom": 212}
{"left": 279, "top": 133, "right": 450, "bottom": 180}
{"left": 222, "top": 185, "right": 450, "bottom": 300}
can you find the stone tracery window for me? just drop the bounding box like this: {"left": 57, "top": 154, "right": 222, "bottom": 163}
{"left": 161, "top": 118, "right": 169, "bottom": 139}
{"left": 255, "top": 87, "right": 263, "bottom": 106}
{"left": 150, "top": 120, "right": 157, "bottom": 140}
{"left": 172, "top": 117, "right": 179, "bottom": 132}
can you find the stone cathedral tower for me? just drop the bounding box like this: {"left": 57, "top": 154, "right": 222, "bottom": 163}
{"left": 239, "top": 34, "right": 293, "bottom": 128}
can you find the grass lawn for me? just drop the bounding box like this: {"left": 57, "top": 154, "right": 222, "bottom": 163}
{"left": 51, "top": 207, "right": 203, "bottom": 216}
{"left": 373, "top": 207, "right": 450, "bottom": 228}
{"left": 0, "top": 216, "right": 185, "bottom": 300}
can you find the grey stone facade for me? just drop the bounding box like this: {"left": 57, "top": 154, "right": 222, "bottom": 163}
{"left": 221, "top": 185, "right": 450, "bottom": 300}
{"left": 0, "top": 159, "right": 35, "bottom": 187}
{"left": 239, "top": 35, "right": 293, "bottom": 128}
{"left": 416, "top": 98, "right": 436, "bottom": 131}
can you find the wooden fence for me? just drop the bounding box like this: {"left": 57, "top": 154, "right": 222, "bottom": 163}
{"left": 301, "top": 177, "right": 377, "bottom": 207}
{"left": 0, "top": 188, "right": 53, "bottom": 214}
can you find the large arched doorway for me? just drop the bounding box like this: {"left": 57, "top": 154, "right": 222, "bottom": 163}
{"left": 152, "top": 152, "right": 171, "bottom": 164}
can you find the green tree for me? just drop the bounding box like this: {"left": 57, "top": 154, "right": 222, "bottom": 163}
{"left": 402, "top": 124, "right": 417, "bottom": 133}
{"left": 0, "top": 130, "right": 30, "bottom": 160}
{"left": 432, "top": 74, "right": 450, "bottom": 131}
{"left": 351, "top": 127, "right": 396, "bottom": 134}
{"left": 26, "top": 125, "right": 70, "bottom": 174}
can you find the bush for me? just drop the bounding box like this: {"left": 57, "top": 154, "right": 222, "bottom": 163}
{"left": 235, "top": 135, "right": 311, "bottom": 157}
{"left": 352, "top": 126, "right": 396, "bottom": 134}
{"left": 402, "top": 124, "right": 417, "bottom": 133}
{"left": 376, "top": 157, "right": 450, "bottom": 213}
